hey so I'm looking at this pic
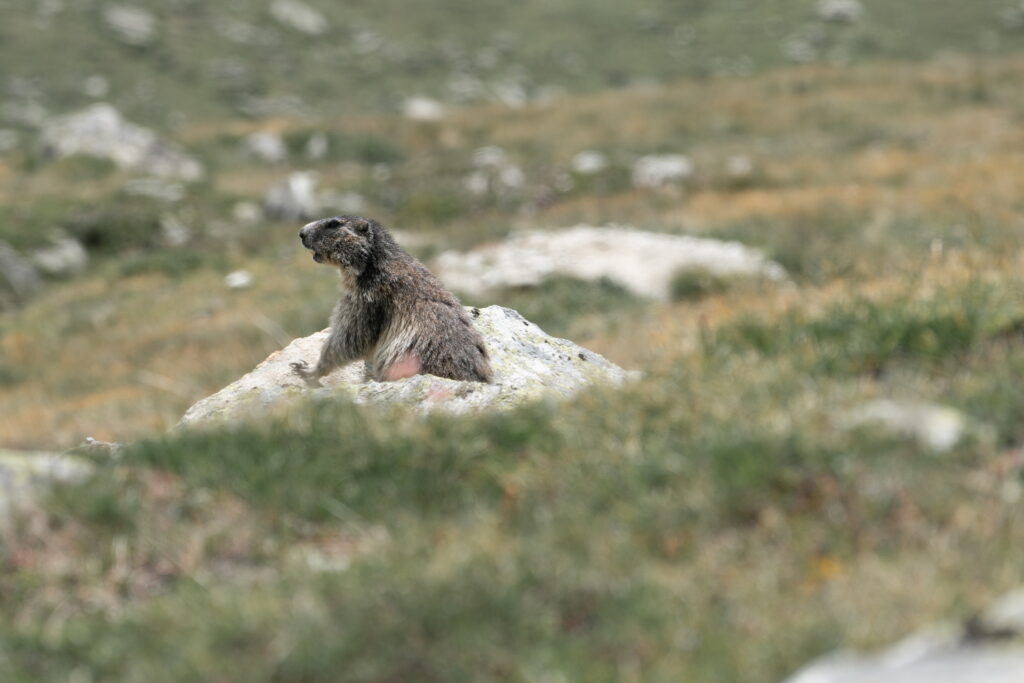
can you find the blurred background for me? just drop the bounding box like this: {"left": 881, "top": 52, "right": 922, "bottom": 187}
{"left": 3, "top": 1, "right": 1024, "bottom": 681}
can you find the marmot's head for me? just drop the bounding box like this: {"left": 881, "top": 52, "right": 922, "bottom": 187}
{"left": 299, "top": 215, "right": 378, "bottom": 273}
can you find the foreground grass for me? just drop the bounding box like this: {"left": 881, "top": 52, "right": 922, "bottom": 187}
{"left": 2, "top": 272, "right": 1023, "bottom": 681}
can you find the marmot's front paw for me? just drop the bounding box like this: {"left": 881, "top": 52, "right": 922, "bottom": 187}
{"left": 290, "top": 360, "right": 323, "bottom": 387}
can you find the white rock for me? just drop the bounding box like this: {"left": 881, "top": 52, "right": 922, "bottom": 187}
{"left": 402, "top": 96, "right": 445, "bottom": 122}
{"left": 82, "top": 75, "right": 111, "bottom": 98}
{"left": 571, "top": 150, "right": 609, "bottom": 175}
{"left": 232, "top": 201, "right": 263, "bottom": 225}
{"left": 177, "top": 306, "right": 635, "bottom": 428}
{"left": 40, "top": 104, "right": 203, "bottom": 181}
{"left": 123, "top": 178, "right": 185, "bottom": 202}
{"left": 30, "top": 237, "right": 88, "bottom": 276}
{"left": 103, "top": 4, "right": 157, "bottom": 46}
{"left": 305, "top": 132, "right": 329, "bottom": 160}
{"left": 472, "top": 146, "right": 508, "bottom": 168}
{"left": 840, "top": 400, "right": 968, "bottom": 452}
{"left": 244, "top": 131, "right": 288, "bottom": 163}
{"left": 263, "top": 171, "right": 320, "bottom": 221}
{"left": 434, "top": 225, "right": 786, "bottom": 300}
{"left": 224, "top": 270, "right": 253, "bottom": 289}
{"left": 817, "top": 0, "right": 865, "bottom": 23}
{"left": 0, "top": 450, "right": 93, "bottom": 517}
{"left": 462, "top": 171, "right": 490, "bottom": 196}
{"left": 159, "top": 214, "right": 191, "bottom": 246}
{"left": 725, "top": 154, "right": 755, "bottom": 179}
{"left": 268, "top": 0, "right": 328, "bottom": 35}
{"left": 632, "top": 154, "right": 694, "bottom": 188}
{"left": 318, "top": 190, "right": 366, "bottom": 214}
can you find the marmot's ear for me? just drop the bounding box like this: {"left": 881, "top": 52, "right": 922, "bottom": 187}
{"left": 352, "top": 218, "right": 371, "bottom": 234}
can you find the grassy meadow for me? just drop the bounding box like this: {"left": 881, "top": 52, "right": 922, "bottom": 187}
{"left": 2, "top": 1, "right": 1024, "bottom": 680}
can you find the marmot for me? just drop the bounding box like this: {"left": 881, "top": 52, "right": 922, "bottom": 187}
{"left": 290, "top": 215, "right": 493, "bottom": 384}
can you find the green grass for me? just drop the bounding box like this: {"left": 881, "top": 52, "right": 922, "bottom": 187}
{"left": 5, "top": 273, "right": 1024, "bottom": 681}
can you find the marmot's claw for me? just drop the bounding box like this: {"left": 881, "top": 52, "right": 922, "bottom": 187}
{"left": 290, "top": 360, "right": 310, "bottom": 375}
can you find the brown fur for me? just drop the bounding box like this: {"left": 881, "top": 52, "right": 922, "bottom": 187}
{"left": 291, "top": 216, "right": 493, "bottom": 384}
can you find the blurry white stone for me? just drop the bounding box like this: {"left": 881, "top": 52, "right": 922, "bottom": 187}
{"left": 840, "top": 400, "right": 967, "bottom": 452}
{"left": 725, "top": 154, "right": 755, "bottom": 179}
{"left": 269, "top": 0, "right": 328, "bottom": 35}
{"left": 305, "top": 132, "right": 329, "bottom": 160}
{"left": 30, "top": 237, "right": 88, "bottom": 276}
{"left": 0, "top": 450, "right": 93, "bottom": 516}
{"left": 102, "top": 4, "right": 157, "bottom": 46}
{"left": 232, "top": 201, "right": 263, "bottom": 225}
{"left": 472, "top": 146, "right": 508, "bottom": 168}
{"left": 462, "top": 171, "right": 489, "bottom": 196}
{"left": 784, "top": 37, "right": 818, "bottom": 63}
{"left": 492, "top": 80, "right": 528, "bottom": 108}
{"left": 244, "top": 131, "right": 288, "bottom": 163}
{"left": 498, "top": 165, "right": 525, "bottom": 189}
{"left": 448, "top": 74, "right": 484, "bottom": 102}
{"left": 159, "top": 214, "right": 191, "bottom": 247}
{"left": 571, "top": 150, "right": 608, "bottom": 175}
{"left": 402, "top": 96, "right": 445, "bottom": 122}
{"left": 225, "top": 270, "right": 253, "bottom": 289}
{"left": 632, "top": 154, "right": 694, "bottom": 188}
{"left": 123, "top": 178, "right": 185, "bottom": 202}
{"left": 434, "top": 225, "right": 787, "bottom": 300}
{"left": 40, "top": 104, "right": 203, "bottom": 181}
{"left": 0, "top": 129, "right": 18, "bottom": 153}
{"left": 318, "top": 191, "right": 366, "bottom": 214}
{"left": 82, "top": 75, "right": 111, "bottom": 99}
{"left": 979, "top": 588, "right": 1024, "bottom": 636}
{"left": 263, "top": 171, "right": 319, "bottom": 221}
{"left": 818, "top": 0, "right": 865, "bottom": 23}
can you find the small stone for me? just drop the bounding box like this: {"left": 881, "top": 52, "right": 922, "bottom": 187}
{"left": 159, "top": 214, "right": 191, "bottom": 247}
{"left": 268, "top": 0, "right": 328, "bottom": 35}
{"left": 817, "top": 0, "right": 865, "bottom": 23}
{"left": 232, "top": 201, "right": 263, "bottom": 225}
{"left": 225, "top": 270, "right": 253, "bottom": 289}
{"left": 632, "top": 154, "right": 694, "bottom": 188}
{"left": 244, "top": 131, "right": 288, "bottom": 163}
{"left": 402, "top": 97, "right": 445, "bottom": 122}
{"left": 102, "top": 4, "right": 157, "bottom": 46}
{"left": 840, "top": 400, "right": 968, "bottom": 452}
{"left": 571, "top": 150, "right": 609, "bottom": 174}
{"left": 263, "top": 171, "right": 319, "bottom": 221}
{"left": 82, "top": 75, "right": 111, "bottom": 99}
{"left": 30, "top": 237, "right": 88, "bottom": 277}
{"left": 305, "top": 132, "right": 329, "bottom": 160}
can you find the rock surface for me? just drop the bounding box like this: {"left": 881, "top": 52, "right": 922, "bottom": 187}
{"left": 178, "top": 306, "right": 634, "bottom": 428}
{"left": 433, "top": 225, "right": 786, "bottom": 300}
{"left": 632, "top": 153, "right": 694, "bottom": 188}
{"left": 785, "top": 589, "right": 1024, "bottom": 683}
{"left": 0, "top": 450, "right": 93, "bottom": 516}
{"left": 40, "top": 104, "right": 203, "bottom": 180}
{"left": 30, "top": 237, "right": 88, "bottom": 277}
